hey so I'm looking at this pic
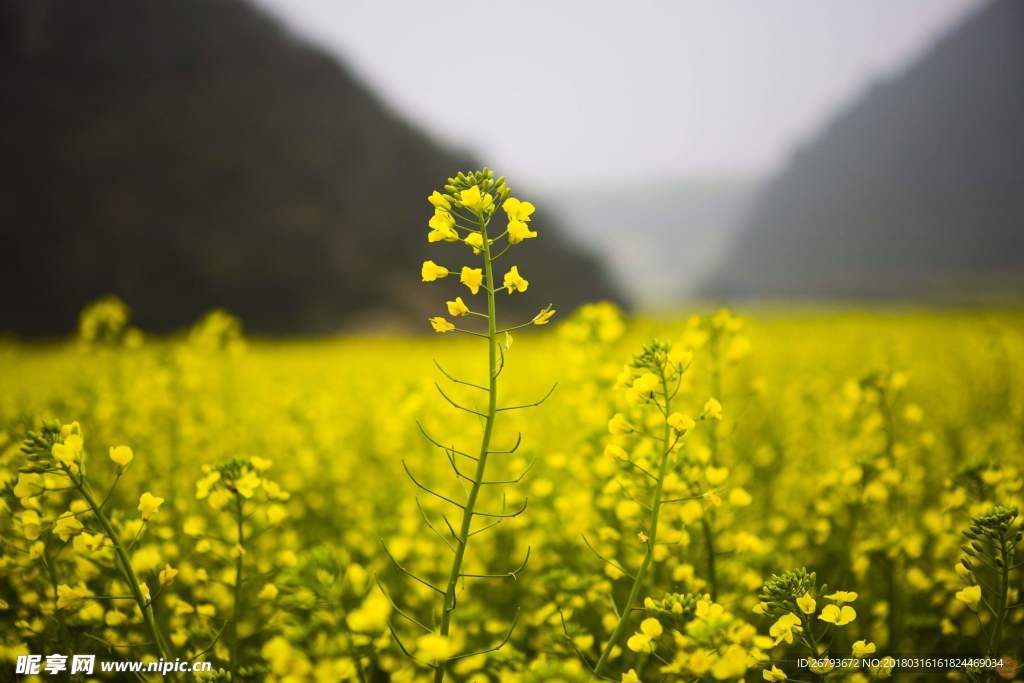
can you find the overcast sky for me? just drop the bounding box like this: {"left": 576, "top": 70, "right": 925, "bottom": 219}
{"left": 257, "top": 0, "right": 985, "bottom": 187}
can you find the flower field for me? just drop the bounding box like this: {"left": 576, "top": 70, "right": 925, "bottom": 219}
{"left": 1, "top": 173, "right": 1022, "bottom": 682}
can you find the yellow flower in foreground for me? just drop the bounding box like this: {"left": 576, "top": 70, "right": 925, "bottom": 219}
{"left": 428, "top": 210, "right": 458, "bottom": 243}
{"left": 819, "top": 604, "right": 856, "bottom": 625}
{"left": 54, "top": 513, "right": 84, "bottom": 542}
{"left": 507, "top": 220, "right": 537, "bottom": 245}
{"left": 416, "top": 632, "right": 452, "bottom": 662}
{"left": 52, "top": 433, "right": 84, "bottom": 467}
{"left": 954, "top": 585, "right": 981, "bottom": 610}
{"left": 20, "top": 510, "right": 43, "bottom": 540}
{"left": 459, "top": 186, "right": 493, "bottom": 213}
{"left": 668, "top": 412, "right": 695, "bottom": 434}
{"left": 235, "top": 469, "right": 261, "bottom": 498}
{"left": 138, "top": 492, "right": 164, "bottom": 520}
{"left": 533, "top": 307, "right": 556, "bottom": 325}
{"left": 460, "top": 266, "right": 483, "bottom": 295}
{"left": 57, "top": 584, "right": 89, "bottom": 610}
{"left": 824, "top": 590, "right": 858, "bottom": 604}
{"left": 13, "top": 472, "right": 44, "bottom": 500}
{"left": 763, "top": 665, "right": 788, "bottom": 681}
{"left": 159, "top": 565, "right": 178, "bottom": 586}
{"left": 797, "top": 592, "right": 817, "bottom": 615}
{"left": 703, "top": 397, "right": 723, "bottom": 420}
{"left": 852, "top": 639, "right": 877, "bottom": 658}
{"left": 427, "top": 190, "right": 451, "bottom": 210}
{"left": 446, "top": 297, "right": 470, "bottom": 317}
{"left": 502, "top": 196, "right": 535, "bottom": 222}
{"left": 640, "top": 617, "right": 662, "bottom": 638}
{"left": 429, "top": 317, "right": 455, "bottom": 333}
{"left": 503, "top": 266, "right": 529, "bottom": 294}
{"left": 608, "top": 413, "right": 633, "bottom": 435}
{"left": 109, "top": 445, "right": 134, "bottom": 468}
{"left": 622, "top": 669, "right": 641, "bottom": 683}
{"left": 464, "top": 232, "right": 485, "bottom": 253}
{"left": 769, "top": 613, "right": 803, "bottom": 644}
{"left": 421, "top": 260, "right": 449, "bottom": 282}
{"left": 258, "top": 583, "right": 279, "bottom": 600}
{"left": 712, "top": 644, "right": 749, "bottom": 679}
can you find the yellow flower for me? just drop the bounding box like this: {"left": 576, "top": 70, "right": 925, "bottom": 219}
{"left": 258, "top": 583, "right": 279, "bottom": 600}
{"left": 728, "top": 487, "right": 753, "bottom": 507}
{"left": 502, "top": 197, "right": 535, "bottom": 222}
{"left": 852, "top": 639, "right": 877, "bottom": 657}
{"left": 870, "top": 656, "right": 895, "bottom": 679}
{"left": 429, "top": 317, "right": 455, "bottom": 333}
{"left": 421, "top": 260, "right": 449, "bottom": 282}
{"left": 159, "top": 565, "right": 178, "bottom": 586}
{"left": 769, "top": 613, "right": 803, "bottom": 644}
{"left": 460, "top": 266, "right": 484, "bottom": 295}
{"left": 954, "top": 585, "right": 981, "bottom": 610}
{"left": 705, "top": 466, "right": 729, "bottom": 486}
{"left": 428, "top": 190, "right": 451, "bottom": 210}
{"left": 57, "top": 584, "right": 89, "bottom": 610}
{"left": 138, "top": 491, "right": 164, "bottom": 520}
{"left": 533, "top": 307, "right": 556, "bottom": 325}
{"left": 235, "top": 469, "right": 261, "bottom": 498}
{"left": 632, "top": 372, "right": 659, "bottom": 395}
{"left": 13, "top": 472, "right": 44, "bottom": 500}
{"left": 668, "top": 412, "right": 695, "bottom": 434}
{"left": 416, "top": 632, "right": 452, "bottom": 662}
{"left": 622, "top": 670, "right": 641, "bottom": 683}
{"left": 763, "top": 665, "right": 787, "bottom": 681}
{"left": 195, "top": 470, "right": 221, "bottom": 499}
{"left": 109, "top": 445, "right": 134, "bottom": 468}
{"left": 824, "top": 590, "right": 858, "bottom": 604}
{"left": 711, "top": 644, "right": 749, "bottom": 679}
{"left": 19, "top": 510, "right": 42, "bottom": 540}
{"left": 507, "top": 220, "right": 537, "bottom": 245}
{"left": 503, "top": 266, "right": 529, "bottom": 293}
{"left": 427, "top": 209, "right": 458, "bottom": 243}
{"left": 53, "top": 513, "right": 84, "bottom": 542}
{"left": 446, "top": 297, "right": 470, "bottom": 317}
{"left": 608, "top": 413, "right": 633, "bottom": 435}
{"left": 640, "top": 617, "right": 662, "bottom": 638}
{"left": 819, "top": 604, "right": 856, "bottom": 625}
{"left": 459, "top": 186, "right": 493, "bottom": 213}
{"left": 52, "top": 433, "right": 84, "bottom": 467}
{"left": 703, "top": 397, "right": 723, "bottom": 420}
{"left": 796, "top": 592, "right": 817, "bottom": 615}
{"left": 626, "top": 633, "right": 653, "bottom": 653}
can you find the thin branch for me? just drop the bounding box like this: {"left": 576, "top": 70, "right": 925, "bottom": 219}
{"left": 497, "top": 383, "right": 557, "bottom": 412}
{"left": 581, "top": 534, "right": 635, "bottom": 580}
{"left": 488, "top": 432, "right": 522, "bottom": 454}
{"left": 449, "top": 609, "right": 520, "bottom": 661}
{"left": 402, "top": 460, "right": 467, "bottom": 511}
{"left": 416, "top": 497, "right": 456, "bottom": 550}
{"left": 435, "top": 383, "right": 488, "bottom": 418}
{"left": 380, "top": 540, "right": 445, "bottom": 596}
{"left": 460, "top": 547, "right": 531, "bottom": 581}
{"left": 375, "top": 577, "right": 433, "bottom": 632}
{"left": 416, "top": 421, "right": 477, "bottom": 461}
{"left": 434, "top": 359, "right": 487, "bottom": 392}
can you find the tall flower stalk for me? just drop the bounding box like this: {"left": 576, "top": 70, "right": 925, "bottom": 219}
{"left": 381, "top": 169, "right": 555, "bottom": 682}
{"left": 576, "top": 340, "right": 708, "bottom": 678}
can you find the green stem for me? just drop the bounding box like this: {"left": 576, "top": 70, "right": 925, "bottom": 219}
{"left": 594, "top": 372, "right": 673, "bottom": 676}
{"left": 987, "top": 538, "right": 1009, "bottom": 662}
{"left": 434, "top": 215, "right": 499, "bottom": 683}
{"left": 75, "top": 474, "right": 172, "bottom": 662}
{"left": 231, "top": 495, "right": 245, "bottom": 675}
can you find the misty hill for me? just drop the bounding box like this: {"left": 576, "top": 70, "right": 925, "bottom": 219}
{"left": 0, "top": 0, "right": 618, "bottom": 336}
{"left": 704, "top": 0, "right": 1024, "bottom": 300}
{"left": 547, "top": 178, "right": 759, "bottom": 307}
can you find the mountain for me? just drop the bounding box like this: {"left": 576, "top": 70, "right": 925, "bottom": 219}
{"left": 704, "top": 0, "right": 1024, "bottom": 300}
{"left": 0, "top": 0, "right": 619, "bottom": 336}
{"left": 546, "top": 178, "right": 759, "bottom": 307}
